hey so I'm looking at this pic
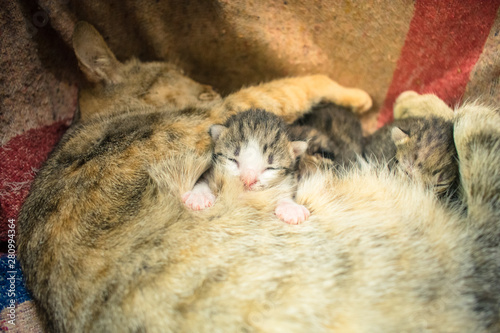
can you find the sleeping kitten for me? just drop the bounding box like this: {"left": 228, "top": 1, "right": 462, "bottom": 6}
{"left": 391, "top": 117, "right": 458, "bottom": 198}
{"left": 363, "top": 91, "right": 459, "bottom": 199}
{"left": 183, "top": 109, "right": 310, "bottom": 224}
{"left": 289, "top": 102, "right": 363, "bottom": 170}
{"left": 363, "top": 116, "right": 458, "bottom": 199}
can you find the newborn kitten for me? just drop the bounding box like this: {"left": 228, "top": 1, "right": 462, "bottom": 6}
{"left": 364, "top": 116, "right": 458, "bottom": 198}
{"left": 289, "top": 102, "right": 363, "bottom": 170}
{"left": 183, "top": 109, "right": 309, "bottom": 224}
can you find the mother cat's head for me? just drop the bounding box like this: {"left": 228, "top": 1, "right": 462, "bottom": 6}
{"left": 72, "top": 21, "right": 220, "bottom": 122}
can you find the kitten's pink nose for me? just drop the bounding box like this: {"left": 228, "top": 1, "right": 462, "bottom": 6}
{"left": 241, "top": 170, "right": 258, "bottom": 188}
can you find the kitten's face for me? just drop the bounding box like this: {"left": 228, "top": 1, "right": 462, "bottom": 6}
{"left": 391, "top": 118, "right": 458, "bottom": 195}
{"left": 211, "top": 110, "right": 306, "bottom": 190}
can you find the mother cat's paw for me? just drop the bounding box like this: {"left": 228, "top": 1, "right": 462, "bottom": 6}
{"left": 346, "top": 88, "right": 373, "bottom": 114}
{"left": 182, "top": 190, "right": 215, "bottom": 211}
{"left": 393, "top": 91, "right": 454, "bottom": 120}
{"left": 275, "top": 200, "right": 310, "bottom": 225}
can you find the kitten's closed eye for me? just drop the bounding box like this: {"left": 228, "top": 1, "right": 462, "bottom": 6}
{"left": 214, "top": 153, "right": 239, "bottom": 167}
{"left": 265, "top": 166, "right": 287, "bottom": 172}
{"left": 315, "top": 148, "right": 335, "bottom": 161}
{"left": 228, "top": 157, "right": 239, "bottom": 167}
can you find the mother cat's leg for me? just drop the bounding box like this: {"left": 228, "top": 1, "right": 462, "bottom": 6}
{"left": 454, "top": 102, "right": 500, "bottom": 331}
{"left": 211, "top": 75, "right": 372, "bottom": 123}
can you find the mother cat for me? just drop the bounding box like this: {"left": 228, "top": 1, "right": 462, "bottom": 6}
{"left": 18, "top": 22, "right": 500, "bottom": 332}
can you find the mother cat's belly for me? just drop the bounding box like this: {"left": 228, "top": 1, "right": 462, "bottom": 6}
{"left": 111, "top": 163, "right": 474, "bottom": 333}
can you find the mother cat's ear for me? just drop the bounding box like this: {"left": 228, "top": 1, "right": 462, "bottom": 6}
{"left": 209, "top": 125, "right": 227, "bottom": 141}
{"left": 72, "top": 21, "right": 123, "bottom": 84}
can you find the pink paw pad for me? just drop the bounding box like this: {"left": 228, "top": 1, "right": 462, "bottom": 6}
{"left": 182, "top": 190, "right": 215, "bottom": 211}
{"left": 275, "top": 201, "right": 310, "bottom": 225}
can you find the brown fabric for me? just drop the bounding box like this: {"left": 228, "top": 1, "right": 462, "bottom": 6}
{"left": 1, "top": 0, "right": 416, "bottom": 144}
{"left": 0, "top": 1, "right": 78, "bottom": 145}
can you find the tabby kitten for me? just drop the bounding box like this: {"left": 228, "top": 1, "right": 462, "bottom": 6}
{"left": 183, "top": 109, "right": 309, "bottom": 224}
{"left": 364, "top": 115, "right": 458, "bottom": 199}
{"left": 289, "top": 102, "right": 363, "bottom": 170}
{"left": 289, "top": 93, "right": 458, "bottom": 197}
{"left": 391, "top": 117, "right": 458, "bottom": 198}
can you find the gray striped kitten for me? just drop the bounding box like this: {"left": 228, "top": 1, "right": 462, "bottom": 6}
{"left": 364, "top": 116, "right": 458, "bottom": 200}
{"left": 290, "top": 100, "right": 459, "bottom": 200}
{"left": 183, "top": 109, "right": 310, "bottom": 224}
{"left": 289, "top": 102, "right": 363, "bottom": 170}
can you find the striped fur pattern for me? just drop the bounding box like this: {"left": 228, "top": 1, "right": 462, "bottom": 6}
{"left": 17, "top": 22, "right": 373, "bottom": 332}
{"left": 19, "top": 102, "right": 500, "bottom": 333}
{"left": 364, "top": 116, "right": 458, "bottom": 199}
{"left": 289, "top": 102, "right": 363, "bottom": 170}
{"left": 364, "top": 92, "right": 459, "bottom": 200}
{"left": 208, "top": 109, "right": 309, "bottom": 224}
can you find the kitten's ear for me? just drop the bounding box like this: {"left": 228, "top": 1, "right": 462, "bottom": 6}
{"left": 209, "top": 125, "right": 227, "bottom": 141}
{"left": 391, "top": 127, "right": 409, "bottom": 146}
{"left": 291, "top": 141, "right": 308, "bottom": 157}
{"left": 72, "top": 21, "right": 123, "bottom": 84}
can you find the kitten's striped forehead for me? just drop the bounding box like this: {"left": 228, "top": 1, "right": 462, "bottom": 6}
{"left": 226, "top": 110, "right": 289, "bottom": 146}
{"left": 216, "top": 110, "right": 295, "bottom": 167}
{"left": 224, "top": 126, "right": 287, "bottom": 157}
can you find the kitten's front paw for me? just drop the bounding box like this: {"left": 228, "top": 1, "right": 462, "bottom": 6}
{"left": 275, "top": 201, "right": 310, "bottom": 225}
{"left": 182, "top": 190, "right": 215, "bottom": 211}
